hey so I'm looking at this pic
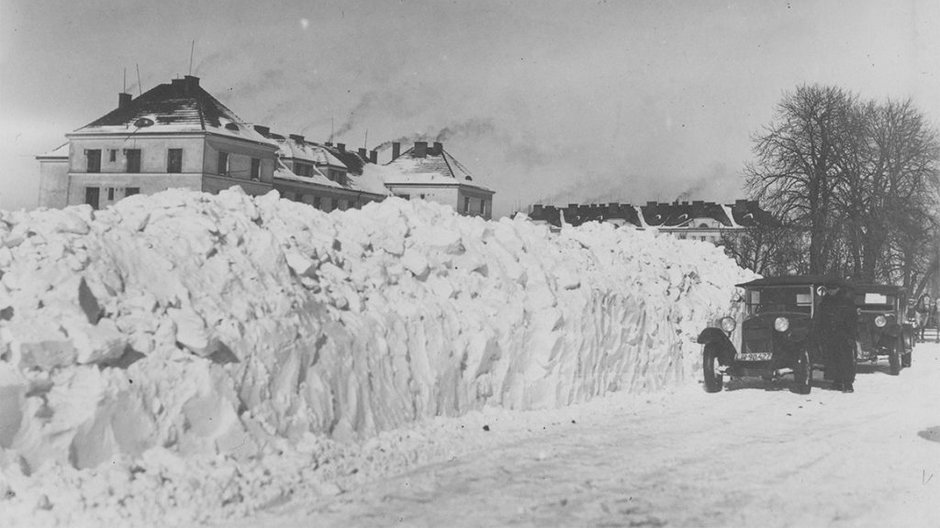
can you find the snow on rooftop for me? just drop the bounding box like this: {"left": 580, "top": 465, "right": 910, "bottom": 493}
{"left": 383, "top": 147, "right": 494, "bottom": 193}
{"left": 72, "top": 78, "right": 276, "bottom": 147}
{"left": 0, "top": 187, "right": 751, "bottom": 526}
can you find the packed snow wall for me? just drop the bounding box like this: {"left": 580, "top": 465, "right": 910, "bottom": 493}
{"left": 0, "top": 188, "right": 752, "bottom": 473}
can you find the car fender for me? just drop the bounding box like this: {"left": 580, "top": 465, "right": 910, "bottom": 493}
{"left": 882, "top": 322, "right": 902, "bottom": 338}
{"left": 697, "top": 327, "right": 737, "bottom": 366}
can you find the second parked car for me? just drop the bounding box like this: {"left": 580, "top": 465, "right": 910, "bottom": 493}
{"left": 853, "top": 283, "right": 914, "bottom": 374}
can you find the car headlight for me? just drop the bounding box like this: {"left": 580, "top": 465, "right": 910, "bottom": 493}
{"left": 874, "top": 315, "right": 887, "bottom": 327}
{"left": 720, "top": 317, "right": 736, "bottom": 333}
{"left": 774, "top": 317, "right": 790, "bottom": 332}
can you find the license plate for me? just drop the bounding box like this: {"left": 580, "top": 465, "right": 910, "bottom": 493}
{"left": 737, "top": 352, "right": 773, "bottom": 361}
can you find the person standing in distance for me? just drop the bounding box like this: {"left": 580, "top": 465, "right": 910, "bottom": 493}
{"left": 819, "top": 282, "right": 858, "bottom": 393}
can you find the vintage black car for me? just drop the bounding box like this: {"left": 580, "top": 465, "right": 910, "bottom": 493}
{"left": 697, "top": 275, "right": 850, "bottom": 394}
{"left": 853, "top": 283, "right": 914, "bottom": 374}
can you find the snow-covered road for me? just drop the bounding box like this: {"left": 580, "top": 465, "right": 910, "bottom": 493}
{"left": 234, "top": 343, "right": 940, "bottom": 528}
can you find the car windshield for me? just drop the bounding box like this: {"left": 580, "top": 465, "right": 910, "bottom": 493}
{"left": 855, "top": 292, "right": 897, "bottom": 312}
{"left": 746, "top": 286, "right": 813, "bottom": 315}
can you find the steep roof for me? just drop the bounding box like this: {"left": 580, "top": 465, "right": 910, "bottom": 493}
{"left": 382, "top": 144, "right": 493, "bottom": 193}
{"left": 273, "top": 136, "right": 348, "bottom": 169}
{"left": 71, "top": 76, "right": 275, "bottom": 146}
{"left": 272, "top": 159, "right": 389, "bottom": 197}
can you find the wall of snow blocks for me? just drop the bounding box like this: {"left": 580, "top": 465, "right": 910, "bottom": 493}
{"left": 0, "top": 188, "right": 751, "bottom": 471}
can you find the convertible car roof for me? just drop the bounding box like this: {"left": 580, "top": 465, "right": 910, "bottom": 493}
{"left": 737, "top": 275, "right": 904, "bottom": 294}
{"left": 736, "top": 275, "right": 852, "bottom": 289}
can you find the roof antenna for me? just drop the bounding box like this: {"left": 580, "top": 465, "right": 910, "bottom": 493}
{"left": 136, "top": 64, "right": 142, "bottom": 96}
{"left": 123, "top": 68, "right": 127, "bottom": 93}
{"left": 363, "top": 129, "right": 368, "bottom": 149}
{"left": 330, "top": 116, "right": 334, "bottom": 142}
{"left": 189, "top": 40, "right": 195, "bottom": 75}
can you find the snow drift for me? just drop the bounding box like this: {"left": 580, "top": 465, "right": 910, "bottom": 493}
{"left": 0, "top": 188, "right": 752, "bottom": 525}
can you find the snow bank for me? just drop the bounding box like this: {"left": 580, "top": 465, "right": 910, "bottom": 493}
{"left": 0, "top": 188, "right": 752, "bottom": 525}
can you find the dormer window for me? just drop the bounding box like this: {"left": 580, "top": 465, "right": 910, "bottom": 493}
{"left": 134, "top": 117, "right": 154, "bottom": 128}
{"left": 224, "top": 122, "right": 239, "bottom": 131}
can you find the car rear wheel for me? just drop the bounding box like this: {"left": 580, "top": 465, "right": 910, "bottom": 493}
{"left": 793, "top": 348, "right": 812, "bottom": 394}
{"left": 703, "top": 344, "right": 723, "bottom": 393}
{"left": 889, "top": 339, "right": 901, "bottom": 375}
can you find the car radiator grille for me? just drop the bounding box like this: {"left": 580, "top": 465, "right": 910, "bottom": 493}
{"left": 742, "top": 328, "right": 773, "bottom": 358}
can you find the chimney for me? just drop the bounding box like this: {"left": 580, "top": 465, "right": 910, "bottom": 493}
{"left": 254, "top": 125, "right": 270, "bottom": 136}
{"left": 337, "top": 143, "right": 346, "bottom": 152}
{"left": 414, "top": 141, "right": 428, "bottom": 158}
{"left": 369, "top": 150, "right": 378, "bottom": 164}
{"left": 324, "top": 141, "right": 333, "bottom": 146}
{"left": 432, "top": 141, "right": 443, "bottom": 155}
{"left": 358, "top": 147, "right": 367, "bottom": 159}
{"left": 183, "top": 75, "right": 200, "bottom": 94}
{"left": 289, "top": 133, "right": 305, "bottom": 142}
{"left": 118, "top": 92, "right": 132, "bottom": 109}
{"left": 392, "top": 142, "right": 401, "bottom": 160}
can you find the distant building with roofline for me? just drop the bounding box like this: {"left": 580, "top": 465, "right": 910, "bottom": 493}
{"left": 527, "top": 199, "right": 773, "bottom": 243}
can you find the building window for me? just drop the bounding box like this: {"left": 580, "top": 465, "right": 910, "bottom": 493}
{"left": 480, "top": 200, "right": 486, "bottom": 215}
{"left": 218, "top": 151, "right": 229, "bottom": 176}
{"left": 107, "top": 187, "right": 115, "bottom": 200}
{"left": 313, "top": 196, "right": 321, "bottom": 209}
{"left": 250, "top": 158, "right": 261, "bottom": 180}
{"left": 125, "top": 149, "right": 141, "bottom": 173}
{"left": 109, "top": 149, "right": 117, "bottom": 162}
{"left": 329, "top": 198, "right": 336, "bottom": 211}
{"left": 125, "top": 187, "right": 140, "bottom": 197}
{"left": 167, "top": 148, "right": 183, "bottom": 173}
{"left": 86, "top": 150, "right": 101, "bottom": 173}
{"left": 85, "top": 187, "right": 99, "bottom": 209}
{"left": 464, "top": 196, "right": 470, "bottom": 213}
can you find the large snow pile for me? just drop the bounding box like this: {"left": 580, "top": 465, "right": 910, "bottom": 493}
{"left": 0, "top": 188, "right": 753, "bottom": 526}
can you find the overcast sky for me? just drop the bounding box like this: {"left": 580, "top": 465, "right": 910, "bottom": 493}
{"left": 1, "top": 0, "right": 938, "bottom": 216}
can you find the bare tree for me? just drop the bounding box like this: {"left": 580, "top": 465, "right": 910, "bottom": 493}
{"left": 746, "top": 85, "right": 858, "bottom": 274}
{"left": 746, "top": 86, "right": 940, "bottom": 283}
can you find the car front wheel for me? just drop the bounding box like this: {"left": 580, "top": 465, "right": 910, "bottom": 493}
{"left": 703, "top": 344, "right": 723, "bottom": 393}
{"left": 901, "top": 334, "right": 912, "bottom": 368}
{"left": 889, "top": 339, "right": 901, "bottom": 375}
{"left": 793, "top": 348, "right": 812, "bottom": 394}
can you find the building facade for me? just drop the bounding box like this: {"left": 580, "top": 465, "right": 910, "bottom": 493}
{"left": 382, "top": 141, "right": 495, "bottom": 219}
{"left": 37, "top": 76, "right": 494, "bottom": 218}
{"left": 39, "top": 76, "right": 277, "bottom": 210}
